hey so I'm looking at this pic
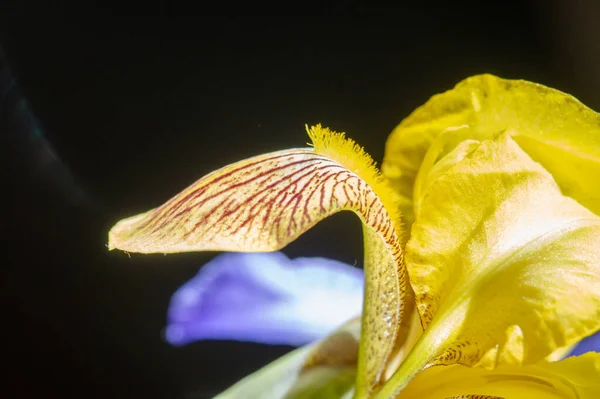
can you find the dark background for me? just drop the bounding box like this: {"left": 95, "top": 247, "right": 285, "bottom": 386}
{"left": 2, "top": 2, "right": 600, "bottom": 398}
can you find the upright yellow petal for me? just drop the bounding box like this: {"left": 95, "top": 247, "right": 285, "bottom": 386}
{"left": 382, "top": 74, "right": 600, "bottom": 230}
{"left": 376, "top": 132, "right": 600, "bottom": 398}
{"left": 108, "top": 125, "right": 408, "bottom": 398}
{"left": 412, "top": 137, "right": 480, "bottom": 218}
{"left": 397, "top": 353, "right": 600, "bottom": 399}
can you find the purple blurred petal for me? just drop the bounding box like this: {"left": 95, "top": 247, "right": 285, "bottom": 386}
{"left": 165, "top": 252, "right": 364, "bottom": 347}
{"left": 569, "top": 331, "right": 600, "bottom": 356}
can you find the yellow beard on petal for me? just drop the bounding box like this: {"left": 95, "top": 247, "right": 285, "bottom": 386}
{"left": 307, "top": 124, "right": 404, "bottom": 237}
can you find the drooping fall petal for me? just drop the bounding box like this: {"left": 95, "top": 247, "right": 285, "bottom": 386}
{"left": 382, "top": 74, "right": 600, "bottom": 231}
{"left": 377, "top": 132, "right": 600, "bottom": 398}
{"left": 213, "top": 317, "right": 361, "bottom": 399}
{"left": 108, "top": 125, "right": 409, "bottom": 397}
{"left": 396, "top": 353, "right": 600, "bottom": 399}
{"left": 165, "top": 252, "right": 363, "bottom": 346}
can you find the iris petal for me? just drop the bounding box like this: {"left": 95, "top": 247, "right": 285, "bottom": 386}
{"left": 165, "top": 252, "right": 364, "bottom": 347}
{"left": 570, "top": 331, "right": 600, "bottom": 356}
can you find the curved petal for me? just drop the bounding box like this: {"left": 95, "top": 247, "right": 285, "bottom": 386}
{"left": 397, "top": 353, "right": 600, "bottom": 399}
{"left": 412, "top": 137, "right": 480, "bottom": 218}
{"left": 165, "top": 252, "right": 364, "bottom": 346}
{"left": 382, "top": 74, "right": 600, "bottom": 230}
{"left": 108, "top": 125, "right": 410, "bottom": 397}
{"left": 378, "top": 133, "right": 600, "bottom": 397}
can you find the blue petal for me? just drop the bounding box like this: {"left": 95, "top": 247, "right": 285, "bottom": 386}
{"left": 165, "top": 252, "right": 364, "bottom": 347}
{"left": 569, "top": 331, "right": 600, "bottom": 356}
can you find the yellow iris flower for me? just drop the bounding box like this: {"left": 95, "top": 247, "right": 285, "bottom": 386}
{"left": 108, "top": 74, "right": 600, "bottom": 398}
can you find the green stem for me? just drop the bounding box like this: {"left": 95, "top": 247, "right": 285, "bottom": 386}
{"left": 373, "top": 334, "right": 434, "bottom": 399}
{"left": 375, "top": 306, "right": 462, "bottom": 399}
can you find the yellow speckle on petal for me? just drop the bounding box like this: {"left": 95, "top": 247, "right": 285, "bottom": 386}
{"left": 470, "top": 91, "right": 481, "bottom": 112}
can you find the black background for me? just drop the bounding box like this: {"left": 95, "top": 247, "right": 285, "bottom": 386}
{"left": 3, "top": 2, "right": 600, "bottom": 398}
